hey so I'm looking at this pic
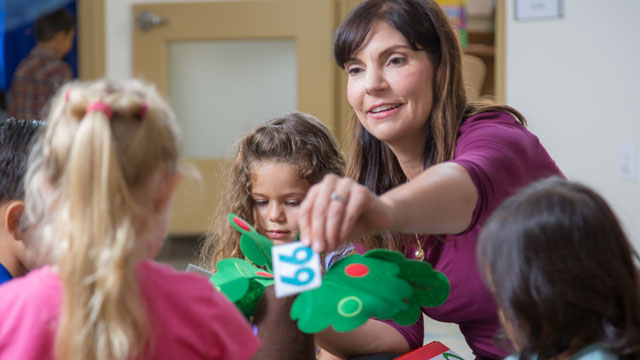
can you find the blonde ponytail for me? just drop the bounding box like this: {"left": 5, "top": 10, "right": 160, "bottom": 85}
{"left": 33, "top": 79, "right": 181, "bottom": 360}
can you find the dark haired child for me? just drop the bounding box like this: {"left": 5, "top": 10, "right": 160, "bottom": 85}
{"left": 9, "top": 8, "right": 75, "bottom": 121}
{"left": 478, "top": 177, "right": 640, "bottom": 360}
{"left": 0, "top": 118, "right": 44, "bottom": 285}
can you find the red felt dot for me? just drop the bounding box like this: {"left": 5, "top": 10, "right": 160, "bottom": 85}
{"left": 233, "top": 217, "right": 251, "bottom": 232}
{"left": 255, "top": 272, "right": 273, "bottom": 278}
{"left": 345, "top": 263, "right": 369, "bottom": 278}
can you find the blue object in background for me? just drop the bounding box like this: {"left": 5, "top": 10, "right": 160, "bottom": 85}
{"left": 0, "top": 0, "right": 6, "bottom": 89}
{"left": 1, "top": 0, "right": 77, "bottom": 91}
{"left": 4, "top": 0, "right": 75, "bottom": 31}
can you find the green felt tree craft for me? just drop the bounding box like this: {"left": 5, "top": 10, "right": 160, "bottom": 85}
{"left": 210, "top": 213, "right": 451, "bottom": 333}
{"left": 209, "top": 214, "right": 275, "bottom": 318}
{"left": 290, "top": 250, "right": 450, "bottom": 333}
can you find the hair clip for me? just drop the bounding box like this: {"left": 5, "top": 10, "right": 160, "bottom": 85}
{"left": 136, "top": 101, "right": 148, "bottom": 119}
{"left": 85, "top": 101, "right": 113, "bottom": 119}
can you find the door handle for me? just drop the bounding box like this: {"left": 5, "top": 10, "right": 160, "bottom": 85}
{"left": 135, "top": 10, "right": 169, "bottom": 32}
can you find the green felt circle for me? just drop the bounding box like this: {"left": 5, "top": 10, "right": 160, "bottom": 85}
{"left": 337, "top": 296, "right": 363, "bottom": 318}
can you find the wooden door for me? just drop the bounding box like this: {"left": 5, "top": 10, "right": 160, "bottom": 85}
{"left": 132, "top": 0, "right": 338, "bottom": 235}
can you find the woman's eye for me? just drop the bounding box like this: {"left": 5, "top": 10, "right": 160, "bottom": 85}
{"left": 285, "top": 200, "right": 301, "bottom": 207}
{"left": 388, "top": 56, "right": 406, "bottom": 66}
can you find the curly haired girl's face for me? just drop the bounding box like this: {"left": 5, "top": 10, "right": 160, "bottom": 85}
{"left": 251, "top": 161, "right": 311, "bottom": 245}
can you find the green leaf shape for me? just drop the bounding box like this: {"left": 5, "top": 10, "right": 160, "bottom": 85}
{"left": 365, "top": 249, "right": 450, "bottom": 325}
{"left": 290, "top": 254, "right": 412, "bottom": 333}
{"left": 228, "top": 213, "right": 274, "bottom": 272}
{"left": 240, "top": 233, "right": 274, "bottom": 272}
{"left": 210, "top": 258, "right": 274, "bottom": 319}
{"left": 228, "top": 213, "right": 258, "bottom": 235}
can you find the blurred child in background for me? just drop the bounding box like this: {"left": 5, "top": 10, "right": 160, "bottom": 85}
{"left": 9, "top": 8, "right": 74, "bottom": 121}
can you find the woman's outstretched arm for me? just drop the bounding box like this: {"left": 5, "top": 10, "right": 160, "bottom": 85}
{"left": 299, "top": 162, "right": 477, "bottom": 253}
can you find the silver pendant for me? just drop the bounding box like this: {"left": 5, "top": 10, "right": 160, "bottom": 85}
{"left": 415, "top": 248, "right": 425, "bottom": 261}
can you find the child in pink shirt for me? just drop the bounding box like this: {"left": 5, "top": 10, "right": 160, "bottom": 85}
{"left": 0, "top": 79, "right": 259, "bottom": 360}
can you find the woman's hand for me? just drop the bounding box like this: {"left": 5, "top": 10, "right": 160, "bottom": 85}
{"left": 298, "top": 174, "right": 394, "bottom": 253}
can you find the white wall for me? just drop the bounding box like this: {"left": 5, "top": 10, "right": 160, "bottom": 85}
{"left": 505, "top": 0, "right": 640, "bottom": 251}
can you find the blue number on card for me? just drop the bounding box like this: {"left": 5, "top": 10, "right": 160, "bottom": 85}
{"left": 281, "top": 268, "right": 315, "bottom": 286}
{"left": 279, "top": 246, "right": 314, "bottom": 286}
{"left": 278, "top": 246, "right": 312, "bottom": 264}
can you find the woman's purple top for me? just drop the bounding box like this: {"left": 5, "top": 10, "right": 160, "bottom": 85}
{"left": 380, "top": 111, "right": 564, "bottom": 359}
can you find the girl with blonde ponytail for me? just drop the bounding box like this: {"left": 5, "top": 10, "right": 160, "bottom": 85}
{"left": 0, "top": 79, "right": 260, "bottom": 360}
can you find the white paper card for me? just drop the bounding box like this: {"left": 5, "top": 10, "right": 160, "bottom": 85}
{"left": 515, "top": 0, "right": 562, "bottom": 20}
{"left": 185, "top": 263, "right": 214, "bottom": 278}
{"left": 271, "top": 242, "right": 322, "bottom": 298}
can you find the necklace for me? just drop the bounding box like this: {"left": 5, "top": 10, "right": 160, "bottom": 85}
{"left": 414, "top": 234, "right": 425, "bottom": 261}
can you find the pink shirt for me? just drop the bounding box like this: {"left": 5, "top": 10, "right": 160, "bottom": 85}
{"left": 0, "top": 260, "right": 260, "bottom": 359}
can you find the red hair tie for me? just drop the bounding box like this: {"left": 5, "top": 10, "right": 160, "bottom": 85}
{"left": 85, "top": 101, "right": 113, "bottom": 119}
{"left": 136, "top": 101, "right": 148, "bottom": 119}
{"left": 64, "top": 89, "right": 71, "bottom": 102}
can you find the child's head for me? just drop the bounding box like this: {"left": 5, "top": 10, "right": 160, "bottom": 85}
{"left": 34, "top": 8, "right": 75, "bottom": 58}
{"left": 28, "top": 78, "right": 181, "bottom": 359}
{"left": 0, "top": 119, "right": 45, "bottom": 277}
{"left": 478, "top": 177, "right": 640, "bottom": 358}
{"left": 202, "top": 112, "right": 344, "bottom": 267}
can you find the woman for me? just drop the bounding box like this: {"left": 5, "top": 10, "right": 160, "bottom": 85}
{"left": 300, "top": 0, "right": 564, "bottom": 358}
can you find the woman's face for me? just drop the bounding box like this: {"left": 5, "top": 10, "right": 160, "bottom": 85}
{"left": 345, "top": 21, "right": 435, "bottom": 148}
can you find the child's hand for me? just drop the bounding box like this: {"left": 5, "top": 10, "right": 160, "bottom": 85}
{"left": 298, "top": 174, "right": 394, "bottom": 253}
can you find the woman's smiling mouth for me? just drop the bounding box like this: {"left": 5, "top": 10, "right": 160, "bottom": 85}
{"left": 367, "top": 103, "right": 403, "bottom": 119}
